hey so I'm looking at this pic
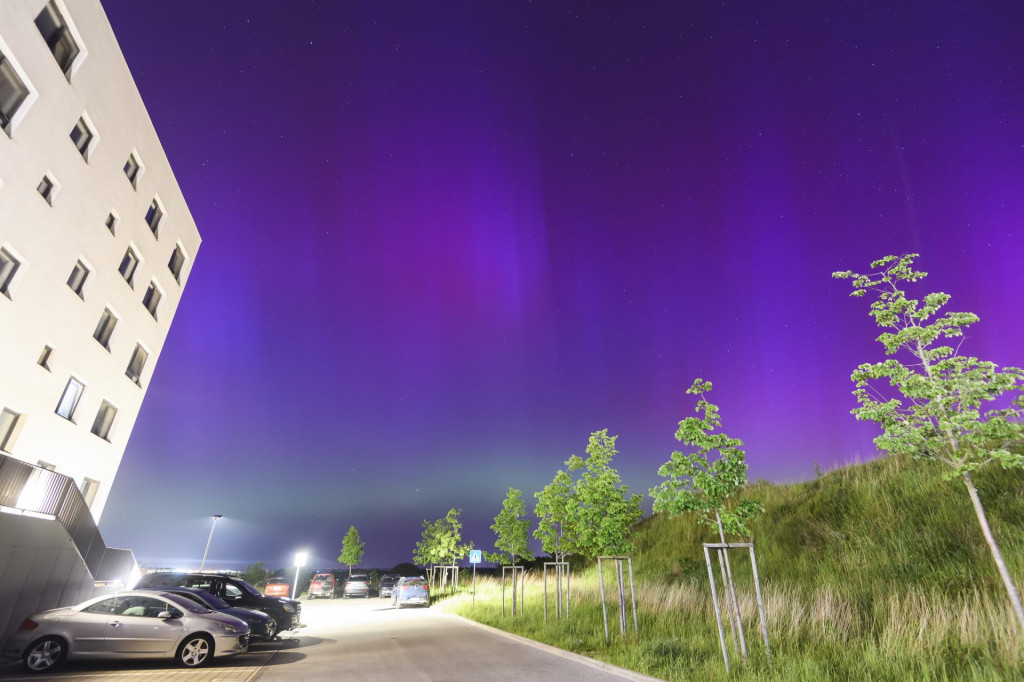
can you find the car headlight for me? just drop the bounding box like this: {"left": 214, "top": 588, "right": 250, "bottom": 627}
{"left": 282, "top": 604, "right": 296, "bottom": 613}
{"left": 217, "top": 622, "right": 245, "bottom": 635}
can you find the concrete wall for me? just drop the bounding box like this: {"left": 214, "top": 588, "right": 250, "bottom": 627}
{"left": 0, "top": 511, "right": 132, "bottom": 640}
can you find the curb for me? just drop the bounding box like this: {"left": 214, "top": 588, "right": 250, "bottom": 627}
{"left": 441, "top": 611, "right": 666, "bottom": 682}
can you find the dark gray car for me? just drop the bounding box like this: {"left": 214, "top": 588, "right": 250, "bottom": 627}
{"left": 139, "top": 586, "right": 277, "bottom": 641}
{"left": 134, "top": 572, "right": 301, "bottom": 634}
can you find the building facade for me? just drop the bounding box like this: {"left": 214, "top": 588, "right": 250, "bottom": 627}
{"left": 0, "top": 0, "right": 201, "bottom": 520}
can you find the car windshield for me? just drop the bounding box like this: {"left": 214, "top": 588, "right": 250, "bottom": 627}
{"left": 164, "top": 594, "right": 208, "bottom": 614}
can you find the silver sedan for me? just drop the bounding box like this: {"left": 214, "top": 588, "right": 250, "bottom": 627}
{"left": 2, "top": 590, "right": 250, "bottom": 673}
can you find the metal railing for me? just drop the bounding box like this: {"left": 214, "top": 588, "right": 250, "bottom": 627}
{"left": 0, "top": 454, "right": 136, "bottom": 584}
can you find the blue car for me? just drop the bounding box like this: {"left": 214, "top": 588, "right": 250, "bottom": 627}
{"left": 391, "top": 577, "right": 430, "bottom": 609}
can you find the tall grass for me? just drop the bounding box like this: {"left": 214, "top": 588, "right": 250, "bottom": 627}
{"left": 441, "top": 455, "right": 1024, "bottom": 681}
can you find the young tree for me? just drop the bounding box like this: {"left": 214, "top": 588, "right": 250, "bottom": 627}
{"left": 490, "top": 487, "right": 535, "bottom": 566}
{"left": 834, "top": 253, "right": 1024, "bottom": 632}
{"left": 435, "top": 508, "right": 472, "bottom": 566}
{"left": 338, "top": 525, "right": 365, "bottom": 574}
{"left": 534, "top": 466, "right": 576, "bottom": 562}
{"left": 650, "top": 379, "right": 765, "bottom": 663}
{"left": 241, "top": 561, "right": 272, "bottom": 589}
{"left": 649, "top": 379, "right": 764, "bottom": 541}
{"left": 564, "top": 430, "right": 644, "bottom": 558}
{"left": 413, "top": 518, "right": 443, "bottom": 568}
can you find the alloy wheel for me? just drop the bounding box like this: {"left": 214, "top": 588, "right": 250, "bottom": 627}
{"left": 24, "top": 637, "right": 64, "bottom": 672}
{"left": 179, "top": 635, "right": 211, "bottom": 667}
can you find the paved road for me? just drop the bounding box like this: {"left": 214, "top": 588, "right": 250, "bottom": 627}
{"left": 1, "top": 597, "right": 662, "bottom": 682}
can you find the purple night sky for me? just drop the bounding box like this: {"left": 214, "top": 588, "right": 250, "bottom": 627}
{"left": 96, "top": 0, "right": 1024, "bottom": 571}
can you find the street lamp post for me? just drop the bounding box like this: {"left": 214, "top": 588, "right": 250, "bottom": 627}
{"left": 293, "top": 551, "right": 308, "bottom": 600}
{"left": 199, "top": 515, "right": 223, "bottom": 572}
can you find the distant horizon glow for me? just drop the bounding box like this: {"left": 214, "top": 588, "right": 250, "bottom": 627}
{"left": 97, "top": 0, "right": 1024, "bottom": 570}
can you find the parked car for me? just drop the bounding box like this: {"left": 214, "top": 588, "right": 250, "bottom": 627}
{"left": 2, "top": 590, "right": 249, "bottom": 673}
{"left": 138, "top": 586, "right": 278, "bottom": 641}
{"left": 308, "top": 572, "right": 339, "bottom": 599}
{"left": 391, "top": 576, "right": 430, "bottom": 609}
{"left": 343, "top": 572, "right": 371, "bottom": 598}
{"left": 378, "top": 574, "right": 399, "bottom": 598}
{"left": 135, "top": 572, "right": 301, "bottom": 635}
{"left": 264, "top": 576, "right": 292, "bottom": 598}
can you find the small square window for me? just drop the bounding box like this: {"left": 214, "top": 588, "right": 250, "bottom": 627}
{"left": 91, "top": 401, "right": 116, "bottom": 441}
{"left": 126, "top": 344, "right": 148, "bottom": 385}
{"left": 67, "top": 259, "right": 89, "bottom": 297}
{"left": 124, "top": 153, "right": 142, "bottom": 188}
{"left": 38, "top": 345, "right": 53, "bottom": 370}
{"left": 93, "top": 308, "right": 117, "bottom": 349}
{"left": 37, "top": 174, "right": 56, "bottom": 204}
{"left": 118, "top": 247, "right": 140, "bottom": 287}
{"left": 168, "top": 245, "right": 186, "bottom": 282}
{"left": 80, "top": 477, "right": 100, "bottom": 506}
{"left": 0, "top": 54, "right": 30, "bottom": 135}
{"left": 145, "top": 198, "right": 163, "bottom": 236}
{"left": 0, "top": 247, "right": 21, "bottom": 297}
{"left": 35, "top": 1, "right": 81, "bottom": 78}
{"left": 0, "top": 408, "right": 24, "bottom": 453}
{"left": 105, "top": 212, "right": 118, "bottom": 235}
{"left": 143, "top": 281, "right": 162, "bottom": 319}
{"left": 69, "top": 116, "right": 94, "bottom": 160}
{"left": 56, "top": 377, "right": 84, "bottom": 421}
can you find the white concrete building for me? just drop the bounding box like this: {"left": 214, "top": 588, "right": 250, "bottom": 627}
{"left": 0, "top": 0, "right": 201, "bottom": 521}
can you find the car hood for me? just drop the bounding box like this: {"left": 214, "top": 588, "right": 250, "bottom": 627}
{"left": 265, "top": 596, "right": 300, "bottom": 608}
{"left": 28, "top": 606, "right": 77, "bottom": 621}
{"left": 223, "top": 607, "right": 272, "bottom": 623}
{"left": 194, "top": 610, "right": 249, "bottom": 629}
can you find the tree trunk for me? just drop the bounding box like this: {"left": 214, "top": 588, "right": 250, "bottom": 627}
{"left": 963, "top": 472, "right": 1024, "bottom": 633}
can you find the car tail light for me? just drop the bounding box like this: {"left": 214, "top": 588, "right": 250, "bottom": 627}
{"left": 423, "top": 585, "right": 429, "bottom": 592}
{"left": 18, "top": 619, "right": 38, "bottom": 630}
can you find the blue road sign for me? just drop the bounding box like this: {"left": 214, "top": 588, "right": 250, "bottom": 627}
{"left": 469, "top": 549, "right": 482, "bottom": 564}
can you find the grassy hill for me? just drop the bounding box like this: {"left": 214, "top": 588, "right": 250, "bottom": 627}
{"left": 634, "top": 454, "right": 1024, "bottom": 599}
{"left": 445, "top": 455, "right": 1024, "bottom": 681}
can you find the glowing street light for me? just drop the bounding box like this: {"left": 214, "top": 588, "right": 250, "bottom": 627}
{"left": 199, "top": 514, "right": 222, "bottom": 572}
{"left": 293, "top": 551, "right": 308, "bottom": 600}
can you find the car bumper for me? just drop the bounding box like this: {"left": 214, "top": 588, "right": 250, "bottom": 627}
{"left": 214, "top": 632, "right": 249, "bottom": 658}
{"left": 2, "top": 631, "right": 31, "bottom": 661}
{"left": 250, "top": 623, "right": 276, "bottom": 640}
{"left": 397, "top": 597, "right": 429, "bottom": 606}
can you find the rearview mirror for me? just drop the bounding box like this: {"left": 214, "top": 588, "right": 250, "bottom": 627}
{"left": 157, "top": 611, "right": 177, "bottom": 619}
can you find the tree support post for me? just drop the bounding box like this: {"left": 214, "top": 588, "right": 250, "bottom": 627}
{"left": 597, "top": 556, "right": 637, "bottom": 643}
{"left": 704, "top": 544, "right": 730, "bottom": 673}
{"left": 501, "top": 565, "right": 525, "bottom": 617}
{"left": 542, "top": 561, "right": 571, "bottom": 622}
{"left": 703, "top": 542, "right": 770, "bottom": 670}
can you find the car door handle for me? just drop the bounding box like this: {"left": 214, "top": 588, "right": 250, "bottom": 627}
{"left": 110, "top": 621, "right": 121, "bottom": 627}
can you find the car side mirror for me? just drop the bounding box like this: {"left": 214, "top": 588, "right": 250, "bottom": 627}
{"left": 157, "top": 611, "right": 178, "bottom": 620}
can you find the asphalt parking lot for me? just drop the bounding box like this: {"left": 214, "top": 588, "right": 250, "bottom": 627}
{"left": 0, "top": 595, "right": 662, "bottom": 682}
